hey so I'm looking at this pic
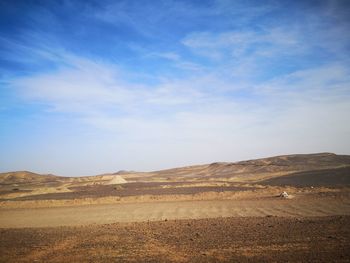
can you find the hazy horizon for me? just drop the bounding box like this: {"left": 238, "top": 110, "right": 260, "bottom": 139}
{"left": 0, "top": 152, "right": 347, "bottom": 177}
{"left": 1, "top": 0, "right": 350, "bottom": 176}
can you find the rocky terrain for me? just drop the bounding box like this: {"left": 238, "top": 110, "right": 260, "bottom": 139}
{"left": 1, "top": 152, "right": 349, "bottom": 262}
{"left": 1, "top": 216, "right": 349, "bottom": 262}
{"left": 1, "top": 152, "right": 349, "bottom": 203}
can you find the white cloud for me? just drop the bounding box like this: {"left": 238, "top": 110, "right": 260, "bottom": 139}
{"left": 2, "top": 0, "right": 350, "bottom": 176}
{"left": 153, "top": 52, "right": 180, "bottom": 61}
{"left": 10, "top": 53, "right": 350, "bottom": 161}
{"left": 5, "top": 8, "right": 350, "bottom": 174}
{"left": 182, "top": 27, "right": 301, "bottom": 60}
{"left": 255, "top": 63, "right": 350, "bottom": 100}
{"left": 148, "top": 51, "right": 204, "bottom": 71}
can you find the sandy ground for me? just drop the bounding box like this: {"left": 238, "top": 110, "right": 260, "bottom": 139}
{"left": 0, "top": 189, "right": 349, "bottom": 262}
{"left": 1, "top": 193, "right": 349, "bottom": 228}
{"left": 1, "top": 154, "right": 349, "bottom": 262}
{"left": 1, "top": 216, "right": 349, "bottom": 262}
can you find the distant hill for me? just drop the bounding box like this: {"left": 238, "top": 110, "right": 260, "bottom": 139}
{"left": 0, "top": 171, "right": 60, "bottom": 184}
{"left": 149, "top": 153, "right": 350, "bottom": 181}
{"left": 260, "top": 166, "right": 350, "bottom": 187}
{"left": 1, "top": 153, "right": 350, "bottom": 185}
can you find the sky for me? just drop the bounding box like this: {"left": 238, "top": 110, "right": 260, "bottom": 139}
{"left": 0, "top": 0, "right": 350, "bottom": 176}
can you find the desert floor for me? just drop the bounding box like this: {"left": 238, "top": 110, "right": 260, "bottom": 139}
{"left": 1, "top": 153, "right": 350, "bottom": 262}
{"left": 0, "top": 188, "right": 349, "bottom": 262}
{"left": 0, "top": 216, "right": 349, "bottom": 262}
{"left": 1, "top": 191, "right": 350, "bottom": 228}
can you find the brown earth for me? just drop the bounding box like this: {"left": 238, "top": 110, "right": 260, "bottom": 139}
{"left": 1, "top": 153, "right": 349, "bottom": 202}
{"left": 260, "top": 166, "right": 350, "bottom": 187}
{"left": 4, "top": 183, "right": 253, "bottom": 201}
{"left": 0, "top": 216, "right": 349, "bottom": 263}
{"left": 1, "top": 190, "right": 349, "bottom": 228}
{"left": 1, "top": 153, "right": 350, "bottom": 262}
{"left": 2, "top": 152, "right": 350, "bottom": 186}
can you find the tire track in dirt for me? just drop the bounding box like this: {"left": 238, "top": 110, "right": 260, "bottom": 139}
{"left": 1, "top": 197, "right": 349, "bottom": 228}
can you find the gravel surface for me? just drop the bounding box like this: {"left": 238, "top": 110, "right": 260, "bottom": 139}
{"left": 1, "top": 216, "right": 349, "bottom": 262}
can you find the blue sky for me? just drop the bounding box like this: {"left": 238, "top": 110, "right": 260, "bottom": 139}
{"left": 1, "top": 0, "right": 350, "bottom": 176}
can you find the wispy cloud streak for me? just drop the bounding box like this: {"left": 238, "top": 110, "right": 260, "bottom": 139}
{"left": 1, "top": 0, "right": 350, "bottom": 175}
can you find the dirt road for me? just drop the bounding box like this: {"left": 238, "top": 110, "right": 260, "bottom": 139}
{"left": 1, "top": 196, "right": 350, "bottom": 228}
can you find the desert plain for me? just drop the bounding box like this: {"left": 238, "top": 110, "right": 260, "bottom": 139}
{"left": 1, "top": 152, "right": 350, "bottom": 262}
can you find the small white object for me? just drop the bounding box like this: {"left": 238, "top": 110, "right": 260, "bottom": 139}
{"left": 280, "top": 191, "right": 289, "bottom": 198}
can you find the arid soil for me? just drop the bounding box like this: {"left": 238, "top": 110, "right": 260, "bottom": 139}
{"left": 1, "top": 191, "right": 349, "bottom": 228}
{"left": 261, "top": 166, "right": 350, "bottom": 187}
{"left": 1, "top": 153, "right": 350, "bottom": 262}
{"left": 3, "top": 183, "right": 252, "bottom": 201}
{"left": 1, "top": 216, "right": 349, "bottom": 263}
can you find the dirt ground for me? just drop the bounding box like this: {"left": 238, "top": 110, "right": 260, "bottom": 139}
{"left": 2, "top": 183, "right": 253, "bottom": 201}
{"left": 0, "top": 216, "right": 349, "bottom": 263}
{"left": 0, "top": 189, "right": 349, "bottom": 262}
{"left": 1, "top": 192, "right": 350, "bottom": 228}
{"left": 1, "top": 153, "right": 349, "bottom": 262}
